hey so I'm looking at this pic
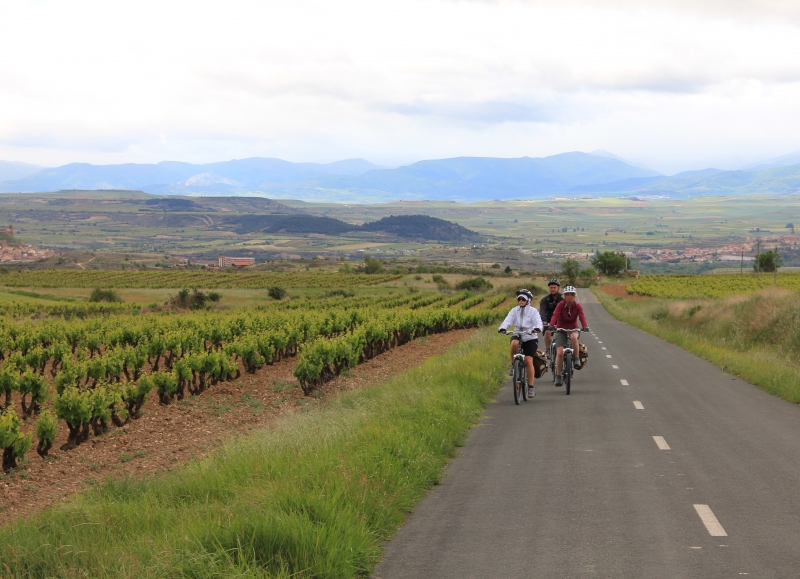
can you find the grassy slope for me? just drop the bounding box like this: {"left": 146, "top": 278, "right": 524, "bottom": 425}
{"left": 594, "top": 288, "right": 800, "bottom": 404}
{"left": 1, "top": 327, "right": 507, "bottom": 579}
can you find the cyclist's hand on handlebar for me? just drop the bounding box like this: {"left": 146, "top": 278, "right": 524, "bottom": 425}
{"left": 583, "top": 327, "right": 590, "bottom": 331}
{"left": 498, "top": 328, "right": 506, "bottom": 334}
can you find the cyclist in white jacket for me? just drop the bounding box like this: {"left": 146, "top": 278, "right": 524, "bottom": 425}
{"left": 498, "top": 289, "right": 543, "bottom": 398}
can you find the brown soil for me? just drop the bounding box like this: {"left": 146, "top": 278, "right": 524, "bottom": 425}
{"left": 0, "top": 328, "right": 477, "bottom": 523}
{"left": 597, "top": 284, "right": 651, "bottom": 299}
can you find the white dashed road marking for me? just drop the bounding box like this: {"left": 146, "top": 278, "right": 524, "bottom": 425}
{"left": 606, "top": 355, "right": 612, "bottom": 358}
{"left": 602, "top": 347, "right": 607, "bottom": 350}
{"left": 620, "top": 379, "right": 629, "bottom": 386}
{"left": 612, "top": 365, "right": 619, "bottom": 369}
{"left": 633, "top": 401, "right": 644, "bottom": 410}
{"left": 653, "top": 436, "right": 671, "bottom": 450}
{"left": 693, "top": 504, "right": 728, "bottom": 537}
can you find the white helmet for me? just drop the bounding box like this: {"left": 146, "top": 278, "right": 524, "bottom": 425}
{"left": 563, "top": 286, "right": 577, "bottom": 294}
{"left": 516, "top": 289, "right": 533, "bottom": 304}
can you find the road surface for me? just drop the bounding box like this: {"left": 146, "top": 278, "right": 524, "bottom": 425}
{"left": 374, "top": 289, "right": 800, "bottom": 578}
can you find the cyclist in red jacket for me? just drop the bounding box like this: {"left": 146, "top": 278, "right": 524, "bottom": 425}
{"left": 549, "top": 286, "right": 589, "bottom": 386}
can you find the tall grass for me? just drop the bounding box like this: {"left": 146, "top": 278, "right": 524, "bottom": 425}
{"left": 0, "top": 328, "right": 507, "bottom": 579}
{"left": 595, "top": 288, "right": 800, "bottom": 403}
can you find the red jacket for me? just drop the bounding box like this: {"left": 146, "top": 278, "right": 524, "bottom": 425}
{"left": 549, "top": 300, "right": 587, "bottom": 330}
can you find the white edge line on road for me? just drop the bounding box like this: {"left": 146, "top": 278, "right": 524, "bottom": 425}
{"left": 612, "top": 365, "right": 619, "bottom": 369}
{"left": 653, "top": 436, "right": 671, "bottom": 450}
{"left": 693, "top": 504, "right": 728, "bottom": 537}
{"left": 633, "top": 401, "right": 644, "bottom": 410}
{"left": 620, "top": 379, "right": 629, "bottom": 385}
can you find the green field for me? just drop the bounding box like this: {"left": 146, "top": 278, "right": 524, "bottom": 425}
{"left": 1, "top": 192, "right": 798, "bottom": 271}
{"left": 0, "top": 328, "right": 508, "bottom": 578}
{"left": 628, "top": 272, "right": 800, "bottom": 298}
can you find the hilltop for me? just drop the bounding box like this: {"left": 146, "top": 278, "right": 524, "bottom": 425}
{"left": 226, "top": 213, "right": 481, "bottom": 241}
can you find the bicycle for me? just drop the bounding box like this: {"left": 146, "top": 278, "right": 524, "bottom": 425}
{"left": 500, "top": 329, "right": 538, "bottom": 405}
{"left": 554, "top": 328, "right": 582, "bottom": 395}
{"left": 544, "top": 326, "right": 558, "bottom": 384}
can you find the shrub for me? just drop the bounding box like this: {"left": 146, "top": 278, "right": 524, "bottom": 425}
{"left": 268, "top": 286, "right": 287, "bottom": 300}
{"left": 89, "top": 288, "right": 121, "bottom": 303}
{"left": 578, "top": 266, "right": 598, "bottom": 287}
{"left": 18, "top": 370, "right": 47, "bottom": 418}
{"left": 0, "top": 407, "right": 31, "bottom": 471}
{"left": 362, "top": 255, "right": 385, "bottom": 274}
{"left": 34, "top": 410, "right": 58, "bottom": 458}
{"left": 455, "top": 276, "right": 493, "bottom": 291}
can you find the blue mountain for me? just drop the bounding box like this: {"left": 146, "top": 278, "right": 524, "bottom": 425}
{"left": 0, "top": 158, "right": 377, "bottom": 194}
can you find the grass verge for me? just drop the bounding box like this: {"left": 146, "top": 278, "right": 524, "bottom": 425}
{"left": 0, "top": 327, "right": 507, "bottom": 578}
{"left": 594, "top": 288, "right": 800, "bottom": 404}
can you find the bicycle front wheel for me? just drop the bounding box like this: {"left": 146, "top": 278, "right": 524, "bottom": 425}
{"left": 513, "top": 360, "right": 523, "bottom": 405}
{"left": 564, "top": 352, "right": 572, "bottom": 395}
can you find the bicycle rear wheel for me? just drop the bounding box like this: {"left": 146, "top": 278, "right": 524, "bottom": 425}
{"left": 564, "top": 351, "right": 572, "bottom": 395}
{"left": 513, "top": 360, "right": 523, "bottom": 405}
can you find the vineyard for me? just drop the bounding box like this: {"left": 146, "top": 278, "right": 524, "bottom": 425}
{"left": 0, "top": 288, "right": 508, "bottom": 472}
{"left": 0, "top": 270, "right": 402, "bottom": 289}
{"left": 627, "top": 273, "right": 800, "bottom": 299}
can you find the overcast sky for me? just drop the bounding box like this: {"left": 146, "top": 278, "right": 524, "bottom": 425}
{"left": 2, "top": 0, "right": 800, "bottom": 173}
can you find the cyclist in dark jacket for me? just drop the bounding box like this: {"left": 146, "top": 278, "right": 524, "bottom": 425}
{"left": 539, "top": 279, "right": 563, "bottom": 357}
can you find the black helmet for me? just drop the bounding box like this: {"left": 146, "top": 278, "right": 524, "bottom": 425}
{"left": 548, "top": 278, "right": 560, "bottom": 287}
{"left": 516, "top": 289, "right": 533, "bottom": 303}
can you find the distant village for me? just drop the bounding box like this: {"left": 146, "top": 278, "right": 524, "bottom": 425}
{"left": 538, "top": 231, "right": 800, "bottom": 265}
{"left": 0, "top": 225, "right": 58, "bottom": 264}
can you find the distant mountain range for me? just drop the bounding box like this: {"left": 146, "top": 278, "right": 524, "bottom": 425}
{"left": 1, "top": 152, "right": 798, "bottom": 202}
{"left": 0, "top": 160, "right": 43, "bottom": 182}
{"left": 567, "top": 164, "right": 800, "bottom": 197}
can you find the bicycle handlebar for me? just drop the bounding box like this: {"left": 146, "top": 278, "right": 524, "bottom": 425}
{"left": 498, "top": 328, "right": 540, "bottom": 335}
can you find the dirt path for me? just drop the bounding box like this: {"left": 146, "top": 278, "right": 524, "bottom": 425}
{"left": 0, "top": 328, "right": 477, "bottom": 522}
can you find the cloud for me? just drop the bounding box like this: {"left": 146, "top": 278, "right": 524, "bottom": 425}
{"left": 377, "top": 100, "right": 557, "bottom": 124}
{"left": 0, "top": 0, "right": 799, "bottom": 171}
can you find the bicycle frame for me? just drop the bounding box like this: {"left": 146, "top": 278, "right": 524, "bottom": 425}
{"left": 508, "top": 329, "right": 538, "bottom": 405}
{"left": 554, "top": 328, "right": 581, "bottom": 395}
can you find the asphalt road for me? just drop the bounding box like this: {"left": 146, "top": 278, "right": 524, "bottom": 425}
{"left": 374, "top": 289, "right": 800, "bottom": 578}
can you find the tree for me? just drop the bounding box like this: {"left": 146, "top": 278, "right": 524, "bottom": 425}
{"left": 560, "top": 258, "right": 581, "bottom": 286}
{"left": 591, "top": 251, "right": 627, "bottom": 275}
{"left": 362, "top": 254, "right": 384, "bottom": 274}
{"left": 754, "top": 250, "right": 782, "bottom": 273}
{"left": 579, "top": 266, "right": 598, "bottom": 287}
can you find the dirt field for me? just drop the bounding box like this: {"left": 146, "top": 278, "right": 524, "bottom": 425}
{"left": 0, "top": 328, "right": 477, "bottom": 522}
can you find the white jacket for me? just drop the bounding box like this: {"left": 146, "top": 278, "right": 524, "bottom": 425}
{"left": 499, "top": 304, "right": 543, "bottom": 342}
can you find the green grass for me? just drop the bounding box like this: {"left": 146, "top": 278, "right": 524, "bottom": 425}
{"left": 594, "top": 288, "right": 800, "bottom": 403}
{"left": 0, "top": 327, "right": 507, "bottom": 578}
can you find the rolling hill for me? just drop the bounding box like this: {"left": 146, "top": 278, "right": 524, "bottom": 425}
{"left": 225, "top": 213, "right": 481, "bottom": 241}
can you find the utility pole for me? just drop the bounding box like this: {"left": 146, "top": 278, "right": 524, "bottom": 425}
{"left": 774, "top": 246, "right": 778, "bottom": 286}
{"left": 756, "top": 240, "right": 761, "bottom": 278}
{"left": 740, "top": 248, "right": 743, "bottom": 275}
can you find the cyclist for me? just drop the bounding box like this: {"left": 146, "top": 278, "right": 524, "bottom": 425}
{"left": 549, "top": 286, "right": 589, "bottom": 386}
{"left": 498, "top": 289, "right": 543, "bottom": 398}
{"left": 539, "top": 278, "right": 563, "bottom": 358}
